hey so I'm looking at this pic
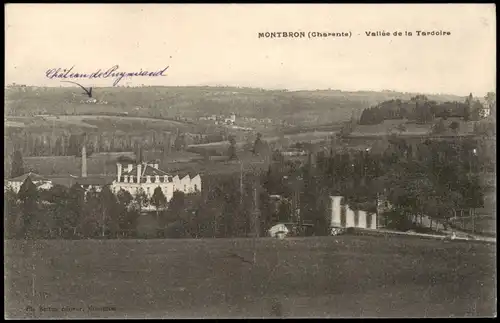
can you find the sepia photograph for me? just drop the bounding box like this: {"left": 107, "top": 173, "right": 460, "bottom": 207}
{"left": 4, "top": 3, "right": 496, "bottom": 318}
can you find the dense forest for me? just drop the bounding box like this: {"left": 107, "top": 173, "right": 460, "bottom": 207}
{"left": 359, "top": 94, "right": 485, "bottom": 125}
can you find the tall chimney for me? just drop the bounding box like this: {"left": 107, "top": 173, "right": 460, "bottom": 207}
{"left": 81, "top": 145, "right": 87, "bottom": 177}
{"left": 117, "top": 163, "right": 122, "bottom": 182}
{"left": 137, "top": 163, "right": 142, "bottom": 184}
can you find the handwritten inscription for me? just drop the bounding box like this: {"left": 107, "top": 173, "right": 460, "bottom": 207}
{"left": 45, "top": 65, "right": 169, "bottom": 86}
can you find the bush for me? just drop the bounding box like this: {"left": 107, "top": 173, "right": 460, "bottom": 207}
{"left": 384, "top": 210, "right": 415, "bottom": 231}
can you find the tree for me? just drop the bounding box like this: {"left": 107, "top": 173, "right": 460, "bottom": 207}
{"left": 100, "top": 186, "right": 119, "bottom": 238}
{"left": 258, "top": 189, "right": 273, "bottom": 237}
{"left": 263, "top": 165, "right": 284, "bottom": 195}
{"left": 4, "top": 187, "right": 21, "bottom": 239}
{"left": 10, "top": 150, "right": 24, "bottom": 178}
{"left": 174, "top": 133, "right": 186, "bottom": 151}
{"left": 40, "top": 184, "right": 70, "bottom": 238}
{"left": 17, "top": 177, "right": 39, "bottom": 238}
{"left": 463, "top": 103, "right": 471, "bottom": 121}
{"left": 67, "top": 184, "right": 86, "bottom": 237}
{"left": 116, "top": 189, "right": 138, "bottom": 238}
{"left": 227, "top": 135, "right": 238, "bottom": 160}
{"left": 151, "top": 186, "right": 167, "bottom": 224}
{"left": 276, "top": 199, "right": 292, "bottom": 223}
{"left": 465, "top": 93, "right": 474, "bottom": 107}
{"left": 117, "top": 189, "right": 134, "bottom": 207}
{"left": 415, "top": 100, "right": 434, "bottom": 124}
{"left": 253, "top": 133, "right": 265, "bottom": 156}
{"left": 471, "top": 101, "right": 482, "bottom": 121}
{"left": 162, "top": 190, "right": 187, "bottom": 237}
{"left": 67, "top": 133, "right": 83, "bottom": 156}
{"left": 82, "top": 187, "right": 102, "bottom": 238}
{"left": 134, "top": 188, "right": 149, "bottom": 213}
{"left": 449, "top": 121, "right": 460, "bottom": 133}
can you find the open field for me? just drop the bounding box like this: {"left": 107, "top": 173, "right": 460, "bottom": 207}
{"left": 350, "top": 118, "right": 476, "bottom": 138}
{"left": 186, "top": 130, "right": 336, "bottom": 155}
{"left": 21, "top": 151, "right": 270, "bottom": 178}
{"left": 4, "top": 236, "right": 496, "bottom": 318}
{"left": 4, "top": 115, "right": 203, "bottom": 134}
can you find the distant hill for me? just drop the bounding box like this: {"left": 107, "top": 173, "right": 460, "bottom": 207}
{"left": 5, "top": 86, "right": 466, "bottom": 128}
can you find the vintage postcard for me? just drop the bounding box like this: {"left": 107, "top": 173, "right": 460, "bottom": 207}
{"left": 4, "top": 3, "right": 496, "bottom": 319}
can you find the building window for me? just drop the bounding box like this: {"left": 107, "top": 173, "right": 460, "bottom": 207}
{"left": 354, "top": 210, "right": 359, "bottom": 227}
{"left": 147, "top": 187, "right": 150, "bottom": 194}
{"left": 184, "top": 185, "right": 186, "bottom": 191}
{"left": 194, "top": 184, "right": 198, "bottom": 191}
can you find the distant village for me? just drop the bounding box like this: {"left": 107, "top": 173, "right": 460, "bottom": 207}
{"left": 198, "top": 113, "right": 284, "bottom": 131}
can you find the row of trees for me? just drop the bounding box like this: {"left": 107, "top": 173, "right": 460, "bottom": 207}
{"left": 5, "top": 180, "right": 145, "bottom": 239}
{"left": 359, "top": 94, "right": 486, "bottom": 125}
{"left": 4, "top": 169, "right": 280, "bottom": 239}
{"left": 313, "top": 136, "right": 486, "bottom": 230}
{"left": 5, "top": 128, "right": 231, "bottom": 158}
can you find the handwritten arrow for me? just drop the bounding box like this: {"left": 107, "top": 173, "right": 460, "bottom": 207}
{"left": 61, "top": 81, "right": 93, "bottom": 98}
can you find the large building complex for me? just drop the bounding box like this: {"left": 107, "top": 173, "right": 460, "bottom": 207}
{"left": 110, "top": 162, "right": 202, "bottom": 203}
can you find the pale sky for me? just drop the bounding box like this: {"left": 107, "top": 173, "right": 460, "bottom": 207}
{"left": 5, "top": 4, "right": 496, "bottom": 96}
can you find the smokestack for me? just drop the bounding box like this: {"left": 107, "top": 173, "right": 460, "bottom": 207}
{"left": 117, "top": 163, "right": 122, "bottom": 182}
{"left": 81, "top": 146, "right": 87, "bottom": 177}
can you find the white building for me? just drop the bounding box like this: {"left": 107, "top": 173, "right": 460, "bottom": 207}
{"left": 268, "top": 223, "right": 289, "bottom": 238}
{"left": 110, "top": 162, "right": 202, "bottom": 208}
{"left": 224, "top": 113, "right": 236, "bottom": 125}
{"left": 5, "top": 172, "right": 53, "bottom": 193}
{"left": 329, "top": 196, "right": 377, "bottom": 230}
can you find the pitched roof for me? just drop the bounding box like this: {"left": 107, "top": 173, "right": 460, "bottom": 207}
{"left": 142, "top": 165, "right": 170, "bottom": 177}
{"left": 47, "top": 175, "right": 115, "bottom": 188}
{"left": 121, "top": 163, "right": 175, "bottom": 183}
{"left": 73, "top": 176, "right": 115, "bottom": 186}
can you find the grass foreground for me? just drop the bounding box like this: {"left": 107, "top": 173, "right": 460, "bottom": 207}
{"left": 4, "top": 236, "right": 496, "bottom": 318}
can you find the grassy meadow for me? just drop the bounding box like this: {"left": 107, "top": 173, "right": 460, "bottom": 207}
{"left": 4, "top": 236, "right": 496, "bottom": 318}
